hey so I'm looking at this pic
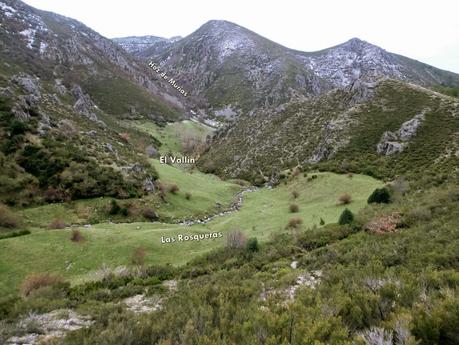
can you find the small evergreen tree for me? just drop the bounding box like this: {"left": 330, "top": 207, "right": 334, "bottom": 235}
{"left": 246, "top": 237, "right": 259, "bottom": 253}
{"left": 319, "top": 218, "right": 325, "bottom": 226}
{"left": 367, "top": 187, "right": 391, "bottom": 204}
{"left": 338, "top": 208, "right": 354, "bottom": 225}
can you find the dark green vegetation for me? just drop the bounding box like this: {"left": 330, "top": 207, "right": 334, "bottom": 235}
{"left": 82, "top": 77, "right": 180, "bottom": 122}
{"left": 367, "top": 187, "right": 391, "bottom": 204}
{"left": 0, "top": 183, "right": 457, "bottom": 345}
{"left": 199, "top": 80, "right": 459, "bottom": 188}
{"left": 0, "top": 97, "right": 155, "bottom": 205}
{"left": 433, "top": 86, "right": 459, "bottom": 98}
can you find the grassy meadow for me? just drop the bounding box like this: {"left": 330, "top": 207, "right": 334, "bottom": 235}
{"left": 0, "top": 164, "right": 381, "bottom": 295}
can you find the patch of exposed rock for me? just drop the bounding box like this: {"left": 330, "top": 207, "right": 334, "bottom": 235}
{"left": 6, "top": 309, "right": 92, "bottom": 345}
{"left": 260, "top": 270, "right": 322, "bottom": 303}
{"left": 377, "top": 111, "right": 426, "bottom": 155}
{"left": 123, "top": 294, "right": 162, "bottom": 314}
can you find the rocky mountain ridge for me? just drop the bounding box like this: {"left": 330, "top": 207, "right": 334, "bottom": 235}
{"left": 115, "top": 20, "right": 459, "bottom": 118}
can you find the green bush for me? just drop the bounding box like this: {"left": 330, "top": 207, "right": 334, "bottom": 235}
{"left": 246, "top": 237, "right": 259, "bottom": 253}
{"left": 0, "top": 229, "right": 30, "bottom": 240}
{"left": 109, "top": 200, "right": 121, "bottom": 215}
{"left": 338, "top": 208, "right": 354, "bottom": 225}
{"left": 367, "top": 187, "right": 391, "bottom": 204}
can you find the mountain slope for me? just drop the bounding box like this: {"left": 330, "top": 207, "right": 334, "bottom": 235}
{"left": 0, "top": 0, "right": 186, "bottom": 121}
{"left": 0, "top": 0, "right": 188, "bottom": 205}
{"left": 116, "top": 20, "right": 459, "bottom": 117}
{"left": 298, "top": 37, "right": 459, "bottom": 88}
{"left": 198, "top": 79, "right": 459, "bottom": 186}
{"left": 121, "top": 20, "right": 333, "bottom": 116}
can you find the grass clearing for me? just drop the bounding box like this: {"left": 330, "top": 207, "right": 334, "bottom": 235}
{"left": 130, "top": 120, "right": 214, "bottom": 156}
{"left": 0, "top": 170, "right": 381, "bottom": 296}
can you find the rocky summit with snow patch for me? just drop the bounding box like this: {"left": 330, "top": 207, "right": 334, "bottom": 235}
{"left": 115, "top": 20, "right": 459, "bottom": 118}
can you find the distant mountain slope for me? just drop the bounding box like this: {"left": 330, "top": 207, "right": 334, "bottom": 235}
{"left": 198, "top": 80, "right": 459, "bottom": 186}
{"left": 297, "top": 38, "right": 459, "bottom": 88}
{"left": 117, "top": 20, "right": 459, "bottom": 117}
{"left": 0, "top": 0, "right": 185, "bottom": 122}
{"left": 113, "top": 35, "right": 182, "bottom": 58}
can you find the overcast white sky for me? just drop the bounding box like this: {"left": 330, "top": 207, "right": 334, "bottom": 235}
{"left": 23, "top": 0, "right": 459, "bottom": 73}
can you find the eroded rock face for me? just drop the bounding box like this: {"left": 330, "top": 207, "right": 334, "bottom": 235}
{"left": 377, "top": 112, "right": 425, "bottom": 155}
{"left": 71, "top": 85, "right": 99, "bottom": 122}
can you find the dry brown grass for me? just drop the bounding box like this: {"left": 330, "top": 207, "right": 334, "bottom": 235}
{"left": 20, "top": 273, "right": 65, "bottom": 296}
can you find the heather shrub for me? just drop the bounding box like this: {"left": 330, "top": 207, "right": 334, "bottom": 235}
{"left": 142, "top": 207, "right": 157, "bottom": 221}
{"left": 289, "top": 203, "right": 299, "bottom": 213}
{"left": 131, "top": 247, "right": 146, "bottom": 266}
{"left": 0, "top": 204, "right": 18, "bottom": 228}
{"left": 70, "top": 229, "right": 85, "bottom": 242}
{"left": 185, "top": 192, "right": 192, "bottom": 200}
{"left": 291, "top": 190, "right": 300, "bottom": 199}
{"left": 156, "top": 182, "right": 166, "bottom": 201}
{"left": 48, "top": 219, "right": 66, "bottom": 229}
{"left": 286, "top": 217, "right": 303, "bottom": 229}
{"left": 20, "top": 273, "right": 65, "bottom": 296}
{"left": 226, "top": 230, "right": 247, "bottom": 249}
{"left": 168, "top": 184, "right": 179, "bottom": 194}
{"left": 338, "top": 192, "right": 352, "bottom": 205}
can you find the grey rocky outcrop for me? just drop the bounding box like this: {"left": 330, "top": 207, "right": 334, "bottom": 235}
{"left": 11, "top": 74, "right": 41, "bottom": 98}
{"left": 377, "top": 112, "right": 425, "bottom": 155}
{"left": 71, "top": 85, "right": 99, "bottom": 122}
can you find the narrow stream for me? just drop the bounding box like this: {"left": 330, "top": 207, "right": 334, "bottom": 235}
{"left": 177, "top": 187, "right": 259, "bottom": 226}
